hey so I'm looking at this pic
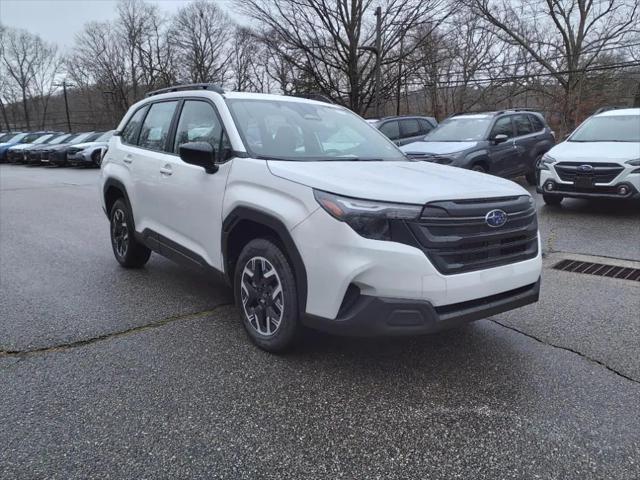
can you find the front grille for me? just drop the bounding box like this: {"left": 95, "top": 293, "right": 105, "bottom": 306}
{"left": 555, "top": 162, "right": 623, "bottom": 183}
{"left": 407, "top": 196, "right": 538, "bottom": 275}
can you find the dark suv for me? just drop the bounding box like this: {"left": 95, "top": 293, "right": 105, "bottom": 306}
{"left": 400, "top": 110, "right": 555, "bottom": 184}
{"left": 368, "top": 115, "right": 438, "bottom": 146}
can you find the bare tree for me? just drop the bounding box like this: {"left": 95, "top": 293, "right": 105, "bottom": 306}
{"left": 469, "top": 0, "right": 639, "bottom": 129}
{"left": 239, "top": 0, "right": 449, "bottom": 115}
{"left": 170, "top": 0, "right": 233, "bottom": 84}
{"left": 29, "top": 43, "right": 62, "bottom": 129}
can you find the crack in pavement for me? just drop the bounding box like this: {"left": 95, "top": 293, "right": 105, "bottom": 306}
{"left": 490, "top": 318, "right": 640, "bottom": 385}
{"left": 0, "top": 303, "right": 232, "bottom": 360}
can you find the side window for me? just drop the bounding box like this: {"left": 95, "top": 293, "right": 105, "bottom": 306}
{"left": 514, "top": 114, "right": 534, "bottom": 136}
{"left": 400, "top": 119, "right": 421, "bottom": 138}
{"left": 490, "top": 116, "right": 514, "bottom": 139}
{"left": 379, "top": 121, "right": 400, "bottom": 140}
{"left": 418, "top": 119, "right": 434, "bottom": 134}
{"left": 174, "top": 100, "right": 223, "bottom": 157}
{"left": 529, "top": 114, "right": 545, "bottom": 131}
{"left": 138, "top": 101, "right": 179, "bottom": 152}
{"left": 121, "top": 106, "right": 148, "bottom": 145}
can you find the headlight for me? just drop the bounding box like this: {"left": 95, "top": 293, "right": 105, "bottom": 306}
{"left": 314, "top": 190, "right": 421, "bottom": 241}
{"left": 626, "top": 159, "right": 640, "bottom": 166}
{"left": 538, "top": 153, "right": 556, "bottom": 170}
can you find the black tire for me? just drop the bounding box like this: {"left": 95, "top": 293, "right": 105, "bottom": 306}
{"left": 92, "top": 150, "right": 102, "bottom": 167}
{"left": 543, "top": 194, "right": 563, "bottom": 206}
{"left": 109, "top": 198, "right": 151, "bottom": 268}
{"left": 234, "top": 238, "right": 300, "bottom": 352}
{"left": 525, "top": 171, "right": 537, "bottom": 186}
{"left": 471, "top": 164, "right": 487, "bottom": 173}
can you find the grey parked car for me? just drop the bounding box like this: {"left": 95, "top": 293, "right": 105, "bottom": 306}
{"left": 401, "top": 109, "right": 555, "bottom": 184}
{"left": 368, "top": 115, "right": 438, "bottom": 146}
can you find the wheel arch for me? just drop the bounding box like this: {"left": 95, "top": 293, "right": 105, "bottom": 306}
{"left": 103, "top": 178, "right": 131, "bottom": 218}
{"left": 222, "top": 207, "right": 308, "bottom": 315}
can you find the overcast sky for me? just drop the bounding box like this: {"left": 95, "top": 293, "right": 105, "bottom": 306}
{"left": 0, "top": 0, "right": 234, "bottom": 51}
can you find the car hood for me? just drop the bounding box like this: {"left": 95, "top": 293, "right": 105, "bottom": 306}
{"left": 8, "top": 143, "right": 32, "bottom": 151}
{"left": 400, "top": 141, "right": 479, "bottom": 155}
{"left": 70, "top": 141, "right": 107, "bottom": 150}
{"left": 267, "top": 160, "right": 527, "bottom": 204}
{"left": 549, "top": 141, "right": 640, "bottom": 162}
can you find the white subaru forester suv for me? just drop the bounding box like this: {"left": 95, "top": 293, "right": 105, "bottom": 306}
{"left": 100, "top": 84, "right": 542, "bottom": 352}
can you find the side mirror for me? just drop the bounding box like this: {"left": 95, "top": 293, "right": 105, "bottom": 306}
{"left": 179, "top": 142, "right": 218, "bottom": 174}
{"left": 493, "top": 134, "right": 509, "bottom": 144}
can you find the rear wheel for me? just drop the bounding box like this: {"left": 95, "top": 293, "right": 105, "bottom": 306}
{"left": 109, "top": 198, "right": 151, "bottom": 268}
{"left": 234, "top": 238, "right": 299, "bottom": 352}
{"left": 543, "top": 194, "right": 563, "bottom": 206}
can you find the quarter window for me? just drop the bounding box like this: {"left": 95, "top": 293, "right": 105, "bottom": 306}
{"left": 514, "top": 114, "right": 534, "bottom": 136}
{"left": 491, "top": 116, "right": 514, "bottom": 139}
{"left": 138, "top": 101, "right": 179, "bottom": 151}
{"left": 529, "top": 114, "right": 545, "bottom": 131}
{"left": 418, "top": 119, "right": 434, "bottom": 134}
{"left": 400, "top": 119, "right": 421, "bottom": 138}
{"left": 174, "top": 101, "right": 223, "bottom": 156}
{"left": 121, "top": 106, "right": 149, "bottom": 145}
{"left": 379, "top": 121, "right": 400, "bottom": 140}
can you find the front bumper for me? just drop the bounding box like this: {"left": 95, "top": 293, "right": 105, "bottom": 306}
{"left": 538, "top": 166, "right": 640, "bottom": 200}
{"left": 304, "top": 279, "right": 540, "bottom": 336}
{"left": 67, "top": 151, "right": 90, "bottom": 164}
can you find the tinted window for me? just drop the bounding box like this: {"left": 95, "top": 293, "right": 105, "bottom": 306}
{"left": 122, "top": 106, "right": 149, "bottom": 145}
{"left": 139, "top": 101, "right": 179, "bottom": 151}
{"left": 514, "top": 114, "right": 533, "bottom": 136}
{"left": 491, "top": 116, "right": 514, "bottom": 139}
{"left": 400, "top": 119, "right": 421, "bottom": 138}
{"left": 379, "top": 121, "right": 400, "bottom": 140}
{"left": 418, "top": 119, "right": 434, "bottom": 134}
{"left": 174, "top": 101, "right": 223, "bottom": 155}
{"left": 529, "top": 115, "right": 545, "bottom": 131}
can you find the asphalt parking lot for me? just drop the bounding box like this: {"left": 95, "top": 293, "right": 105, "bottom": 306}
{"left": 1, "top": 164, "right": 639, "bottom": 479}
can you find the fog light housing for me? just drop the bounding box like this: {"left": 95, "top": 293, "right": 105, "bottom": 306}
{"left": 545, "top": 182, "right": 555, "bottom": 192}
{"left": 618, "top": 185, "right": 629, "bottom": 196}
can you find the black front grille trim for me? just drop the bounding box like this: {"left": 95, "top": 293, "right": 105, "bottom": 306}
{"left": 407, "top": 195, "right": 539, "bottom": 275}
{"left": 555, "top": 162, "right": 624, "bottom": 184}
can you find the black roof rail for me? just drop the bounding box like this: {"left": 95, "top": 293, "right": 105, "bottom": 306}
{"left": 593, "top": 106, "right": 628, "bottom": 115}
{"left": 146, "top": 83, "right": 225, "bottom": 97}
{"left": 447, "top": 110, "right": 494, "bottom": 118}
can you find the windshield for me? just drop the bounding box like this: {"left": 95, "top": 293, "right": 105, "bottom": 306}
{"left": 95, "top": 130, "right": 115, "bottom": 142}
{"left": 0, "top": 133, "right": 16, "bottom": 142}
{"left": 33, "top": 134, "right": 54, "bottom": 144}
{"left": 49, "top": 134, "right": 72, "bottom": 145}
{"left": 21, "top": 133, "right": 45, "bottom": 144}
{"left": 425, "top": 116, "right": 493, "bottom": 142}
{"left": 226, "top": 98, "right": 405, "bottom": 161}
{"left": 570, "top": 115, "right": 640, "bottom": 142}
{"left": 69, "top": 132, "right": 94, "bottom": 144}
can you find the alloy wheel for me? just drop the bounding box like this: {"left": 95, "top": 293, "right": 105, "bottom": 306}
{"left": 111, "top": 208, "right": 129, "bottom": 257}
{"left": 240, "top": 256, "right": 284, "bottom": 336}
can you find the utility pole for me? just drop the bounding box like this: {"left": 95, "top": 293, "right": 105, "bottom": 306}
{"left": 374, "top": 6, "right": 382, "bottom": 118}
{"left": 54, "top": 81, "right": 73, "bottom": 131}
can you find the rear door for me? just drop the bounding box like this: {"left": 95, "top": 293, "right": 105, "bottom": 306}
{"left": 398, "top": 118, "right": 425, "bottom": 146}
{"left": 512, "top": 114, "right": 537, "bottom": 175}
{"left": 487, "top": 115, "right": 519, "bottom": 176}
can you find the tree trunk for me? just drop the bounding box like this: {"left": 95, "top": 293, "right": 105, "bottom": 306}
{"left": 0, "top": 98, "right": 10, "bottom": 130}
{"left": 21, "top": 88, "right": 30, "bottom": 129}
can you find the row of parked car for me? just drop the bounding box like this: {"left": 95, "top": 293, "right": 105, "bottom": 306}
{"left": 0, "top": 130, "right": 114, "bottom": 167}
{"left": 370, "top": 107, "right": 640, "bottom": 204}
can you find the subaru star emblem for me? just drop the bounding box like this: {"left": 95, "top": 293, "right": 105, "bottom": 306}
{"left": 577, "top": 164, "right": 594, "bottom": 173}
{"left": 485, "top": 209, "right": 508, "bottom": 228}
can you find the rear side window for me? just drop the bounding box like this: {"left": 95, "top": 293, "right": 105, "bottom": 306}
{"left": 139, "top": 101, "right": 179, "bottom": 151}
{"left": 400, "top": 119, "right": 421, "bottom": 138}
{"left": 529, "top": 114, "right": 545, "bottom": 131}
{"left": 121, "top": 106, "right": 148, "bottom": 145}
{"left": 418, "top": 119, "right": 434, "bottom": 134}
{"left": 490, "top": 116, "right": 514, "bottom": 138}
{"left": 514, "top": 114, "right": 534, "bottom": 136}
{"left": 379, "top": 121, "right": 400, "bottom": 140}
{"left": 174, "top": 100, "right": 223, "bottom": 155}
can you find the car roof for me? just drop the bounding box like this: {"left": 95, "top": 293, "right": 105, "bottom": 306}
{"left": 595, "top": 108, "right": 640, "bottom": 117}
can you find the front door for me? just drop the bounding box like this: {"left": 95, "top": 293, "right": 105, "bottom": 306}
{"left": 487, "top": 115, "right": 519, "bottom": 176}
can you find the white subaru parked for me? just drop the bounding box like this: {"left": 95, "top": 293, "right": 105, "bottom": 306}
{"left": 537, "top": 107, "right": 640, "bottom": 205}
{"left": 100, "top": 84, "right": 542, "bottom": 352}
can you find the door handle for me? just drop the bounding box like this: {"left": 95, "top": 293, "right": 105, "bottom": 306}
{"left": 123, "top": 155, "right": 133, "bottom": 164}
{"left": 160, "top": 165, "right": 173, "bottom": 176}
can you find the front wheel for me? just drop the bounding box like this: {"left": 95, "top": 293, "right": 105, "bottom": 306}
{"left": 525, "top": 171, "right": 537, "bottom": 186}
{"left": 471, "top": 164, "right": 487, "bottom": 173}
{"left": 110, "top": 198, "right": 151, "bottom": 268}
{"left": 543, "top": 194, "right": 563, "bottom": 206}
{"left": 234, "top": 238, "right": 300, "bottom": 352}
